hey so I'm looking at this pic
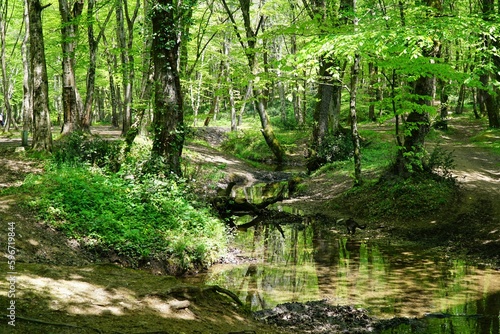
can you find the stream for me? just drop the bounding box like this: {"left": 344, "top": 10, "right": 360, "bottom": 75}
{"left": 185, "top": 182, "right": 500, "bottom": 334}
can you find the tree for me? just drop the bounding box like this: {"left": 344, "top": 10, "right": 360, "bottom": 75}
{"left": 150, "top": 0, "right": 194, "bottom": 175}
{"left": 348, "top": 0, "right": 362, "bottom": 185}
{"left": 28, "top": 0, "right": 53, "bottom": 151}
{"left": 0, "top": 1, "right": 15, "bottom": 131}
{"left": 59, "top": 0, "right": 84, "bottom": 134}
{"left": 394, "top": 1, "right": 441, "bottom": 176}
{"left": 304, "top": 0, "right": 350, "bottom": 172}
{"left": 222, "top": 0, "right": 285, "bottom": 163}
{"left": 479, "top": 0, "right": 500, "bottom": 128}
{"left": 22, "top": 0, "right": 33, "bottom": 143}
{"left": 81, "top": 0, "right": 113, "bottom": 131}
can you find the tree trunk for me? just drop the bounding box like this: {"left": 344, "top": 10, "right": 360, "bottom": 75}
{"left": 368, "top": 63, "right": 378, "bottom": 121}
{"left": 395, "top": 74, "right": 433, "bottom": 175}
{"left": 0, "top": 4, "right": 14, "bottom": 132}
{"left": 204, "top": 61, "right": 224, "bottom": 126}
{"left": 102, "top": 34, "right": 119, "bottom": 128}
{"left": 394, "top": 0, "right": 440, "bottom": 176}
{"left": 222, "top": 36, "right": 237, "bottom": 131}
{"left": 59, "top": 0, "right": 83, "bottom": 135}
{"left": 22, "top": 0, "right": 33, "bottom": 142}
{"left": 481, "top": 0, "right": 500, "bottom": 128}
{"left": 28, "top": 0, "right": 53, "bottom": 151}
{"left": 222, "top": 0, "right": 284, "bottom": 163}
{"left": 82, "top": 0, "right": 112, "bottom": 130}
{"left": 350, "top": 53, "right": 362, "bottom": 185}
{"left": 349, "top": 0, "right": 361, "bottom": 185}
{"left": 150, "top": 0, "right": 186, "bottom": 176}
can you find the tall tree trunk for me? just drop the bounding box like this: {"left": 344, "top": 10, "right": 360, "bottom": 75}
{"left": 350, "top": 54, "right": 362, "bottom": 185}
{"left": 102, "top": 34, "right": 119, "bottom": 128}
{"left": 222, "top": 0, "right": 284, "bottom": 163}
{"left": 28, "top": 0, "right": 53, "bottom": 151}
{"left": 481, "top": 0, "right": 500, "bottom": 128}
{"left": 204, "top": 61, "right": 224, "bottom": 126}
{"left": 394, "top": 0, "right": 440, "bottom": 176}
{"left": 368, "top": 63, "right": 378, "bottom": 121}
{"left": 81, "top": 0, "right": 112, "bottom": 130}
{"left": 0, "top": 2, "right": 14, "bottom": 132}
{"left": 150, "top": 0, "right": 188, "bottom": 176}
{"left": 349, "top": 0, "right": 361, "bottom": 185}
{"left": 116, "top": 0, "right": 129, "bottom": 134}
{"left": 222, "top": 36, "right": 237, "bottom": 131}
{"left": 122, "top": 0, "right": 141, "bottom": 136}
{"left": 22, "top": 0, "right": 33, "bottom": 143}
{"left": 124, "top": 0, "right": 153, "bottom": 153}
{"left": 59, "top": 0, "right": 84, "bottom": 135}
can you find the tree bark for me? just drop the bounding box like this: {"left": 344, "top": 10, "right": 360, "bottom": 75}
{"left": 81, "top": 0, "right": 112, "bottom": 130}
{"left": 59, "top": 0, "right": 84, "bottom": 135}
{"left": 150, "top": 0, "right": 187, "bottom": 176}
{"left": 479, "top": 0, "right": 500, "bottom": 128}
{"left": 22, "top": 0, "right": 33, "bottom": 140}
{"left": 28, "top": 0, "right": 53, "bottom": 151}
{"left": 394, "top": 1, "right": 440, "bottom": 176}
{"left": 0, "top": 3, "right": 14, "bottom": 131}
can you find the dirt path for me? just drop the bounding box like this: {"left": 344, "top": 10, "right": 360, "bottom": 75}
{"left": 435, "top": 119, "right": 500, "bottom": 195}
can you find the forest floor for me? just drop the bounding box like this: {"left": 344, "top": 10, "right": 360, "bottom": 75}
{"left": 0, "top": 116, "right": 499, "bottom": 333}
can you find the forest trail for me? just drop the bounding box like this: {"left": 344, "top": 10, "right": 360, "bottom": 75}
{"left": 434, "top": 118, "right": 500, "bottom": 195}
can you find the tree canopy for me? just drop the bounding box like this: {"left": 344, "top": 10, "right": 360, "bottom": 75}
{"left": 0, "top": 0, "right": 498, "bottom": 174}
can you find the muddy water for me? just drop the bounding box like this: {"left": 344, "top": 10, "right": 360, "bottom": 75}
{"left": 188, "top": 216, "right": 500, "bottom": 333}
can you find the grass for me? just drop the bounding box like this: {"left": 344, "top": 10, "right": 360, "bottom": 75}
{"left": 332, "top": 173, "right": 459, "bottom": 222}
{"left": 470, "top": 128, "right": 500, "bottom": 155}
{"left": 8, "top": 134, "right": 228, "bottom": 273}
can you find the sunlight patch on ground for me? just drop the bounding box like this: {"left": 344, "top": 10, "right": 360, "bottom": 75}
{"left": 2, "top": 274, "right": 195, "bottom": 319}
{"left": 453, "top": 169, "right": 500, "bottom": 194}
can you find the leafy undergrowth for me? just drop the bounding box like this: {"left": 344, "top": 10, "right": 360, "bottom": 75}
{"left": 330, "top": 173, "right": 500, "bottom": 266}
{"left": 11, "top": 133, "right": 228, "bottom": 274}
{"left": 334, "top": 173, "right": 459, "bottom": 221}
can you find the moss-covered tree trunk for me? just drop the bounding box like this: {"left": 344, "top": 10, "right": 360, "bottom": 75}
{"left": 150, "top": 0, "right": 190, "bottom": 176}
{"left": 394, "top": 0, "right": 440, "bottom": 176}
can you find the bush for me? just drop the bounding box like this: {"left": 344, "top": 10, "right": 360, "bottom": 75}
{"left": 21, "top": 165, "right": 227, "bottom": 272}
{"left": 53, "top": 131, "right": 121, "bottom": 171}
{"left": 317, "top": 132, "right": 354, "bottom": 163}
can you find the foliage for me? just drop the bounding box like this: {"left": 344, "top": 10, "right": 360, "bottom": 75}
{"left": 317, "top": 132, "right": 354, "bottom": 164}
{"left": 17, "top": 136, "right": 228, "bottom": 273}
{"left": 21, "top": 164, "right": 226, "bottom": 272}
{"left": 357, "top": 129, "right": 397, "bottom": 171}
{"left": 426, "top": 145, "right": 456, "bottom": 180}
{"left": 335, "top": 173, "right": 458, "bottom": 221}
{"left": 221, "top": 129, "right": 274, "bottom": 162}
{"left": 53, "top": 131, "right": 122, "bottom": 172}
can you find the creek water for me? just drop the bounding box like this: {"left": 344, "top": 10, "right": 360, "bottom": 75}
{"left": 186, "top": 207, "right": 500, "bottom": 334}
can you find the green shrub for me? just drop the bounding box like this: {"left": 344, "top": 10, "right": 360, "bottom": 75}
{"left": 317, "top": 132, "right": 354, "bottom": 163}
{"left": 21, "top": 165, "right": 227, "bottom": 271}
{"left": 53, "top": 131, "right": 121, "bottom": 171}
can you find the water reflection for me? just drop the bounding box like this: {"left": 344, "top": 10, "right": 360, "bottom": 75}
{"left": 193, "top": 219, "right": 500, "bottom": 333}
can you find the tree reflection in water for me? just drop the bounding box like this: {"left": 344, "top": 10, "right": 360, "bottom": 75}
{"left": 198, "top": 213, "right": 500, "bottom": 334}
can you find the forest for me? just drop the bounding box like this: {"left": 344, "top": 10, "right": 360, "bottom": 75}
{"left": 0, "top": 0, "right": 500, "bottom": 333}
